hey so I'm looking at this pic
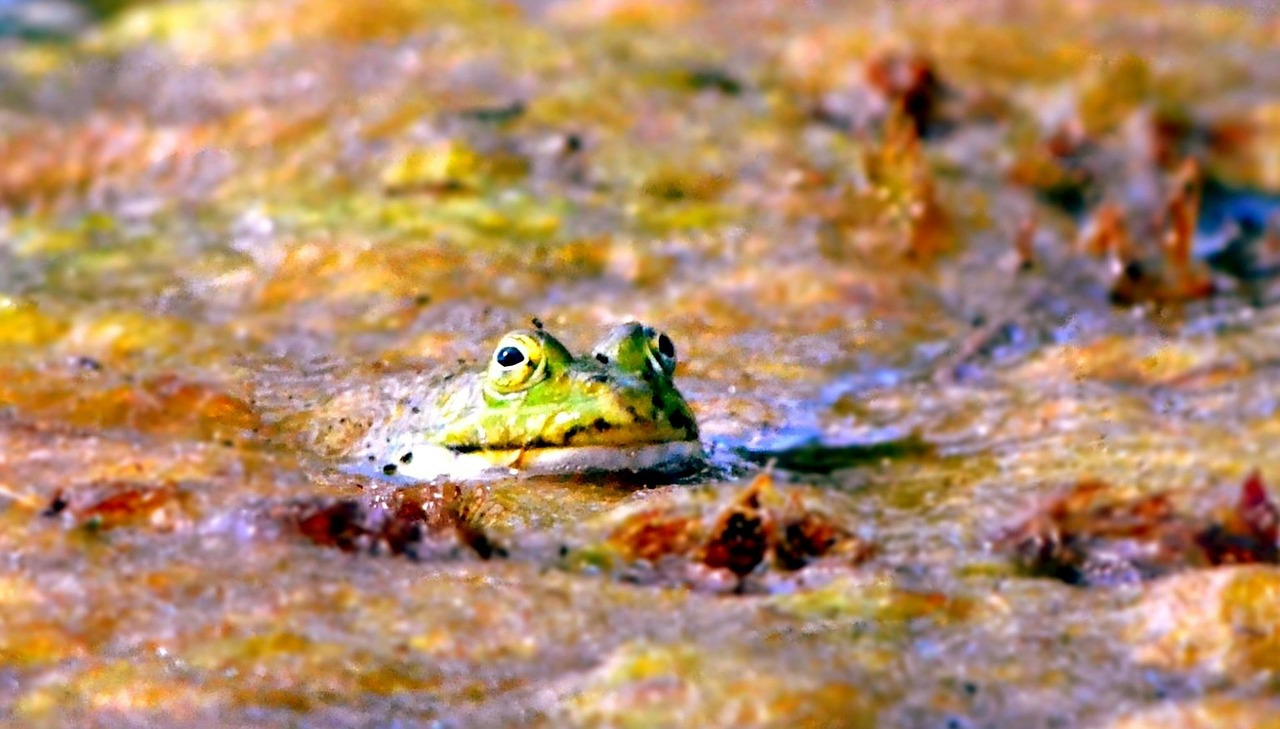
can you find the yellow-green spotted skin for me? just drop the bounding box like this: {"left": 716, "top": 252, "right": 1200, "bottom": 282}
{"left": 351, "top": 324, "right": 702, "bottom": 481}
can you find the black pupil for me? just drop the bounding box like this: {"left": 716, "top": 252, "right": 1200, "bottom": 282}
{"left": 496, "top": 346, "right": 526, "bottom": 367}
{"left": 656, "top": 333, "right": 675, "bottom": 359}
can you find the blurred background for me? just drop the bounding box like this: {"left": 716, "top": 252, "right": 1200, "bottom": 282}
{"left": 3, "top": 1, "right": 1280, "bottom": 726}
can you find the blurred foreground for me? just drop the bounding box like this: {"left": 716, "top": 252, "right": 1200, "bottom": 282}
{"left": 3, "top": 1, "right": 1280, "bottom": 726}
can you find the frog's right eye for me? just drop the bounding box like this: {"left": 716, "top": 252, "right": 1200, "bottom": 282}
{"left": 486, "top": 332, "right": 547, "bottom": 395}
{"left": 656, "top": 333, "right": 675, "bottom": 359}
{"left": 645, "top": 327, "right": 678, "bottom": 378}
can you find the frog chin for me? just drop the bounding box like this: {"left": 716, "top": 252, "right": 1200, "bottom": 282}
{"left": 346, "top": 440, "right": 704, "bottom": 482}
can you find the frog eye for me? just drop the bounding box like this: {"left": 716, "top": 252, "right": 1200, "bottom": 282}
{"left": 656, "top": 333, "right": 675, "bottom": 359}
{"left": 495, "top": 346, "right": 525, "bottom": 367}
{"left": 486, "top": 332, "right": 548, "bottom": 395}
{"left": 646, "top": 329, "right": 678, "bottom": 377}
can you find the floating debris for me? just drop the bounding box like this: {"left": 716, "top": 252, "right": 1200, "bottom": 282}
{"left": 1002, "top": 470, "right": 1278, "bottom": 586}
{"left": 602, "top": 472, "right": 876, "bottom": 594}
{"left": 42, "top": 479, "right": 192, "bottom": 532}
{"left": 279, "top": 484, "right": 505, "bottom": 561}
{"left": 863, "top": 50, "right": 949, "bottom": 137}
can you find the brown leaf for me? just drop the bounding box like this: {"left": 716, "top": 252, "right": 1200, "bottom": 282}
{"left": 609, "top": 510, "right": 701, "bottom": 562}
{"left": 288, "top": 486, "right": 503, "bottom": 560}
{"left": 41, "top": 480, "right": 187, "bottom": 531}
{"left": 698, "top": 475, "right": 776, "bottom": 578}
{"left": 1196, "top": 470, "right": 1279, "bottom": 565}
{"left": 1005, "top": 472, "right": 1279, "bottom": 585}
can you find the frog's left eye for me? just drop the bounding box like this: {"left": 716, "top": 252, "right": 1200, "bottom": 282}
{"left": 495, "top": 346, "right": 525, "bottom": 368}
{"left": 646, "top": 328, "right": 677, "bottom": 377}
{"left": 486, "top": 332, "right": 548, "bottom": 395}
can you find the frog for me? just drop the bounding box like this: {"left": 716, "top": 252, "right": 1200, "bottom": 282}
{"left": 346, "top": 323, "right": 702, "bottom": 481}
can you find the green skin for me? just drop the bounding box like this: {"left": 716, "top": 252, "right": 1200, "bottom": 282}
{"left": 352, "top": 323, "right": 701, "bottom": 481}
{"left": 591, "top": 321, "right": 676, "bottom": 378}
{"left": 590, "top": 321, "right": 691, "bottom": 425}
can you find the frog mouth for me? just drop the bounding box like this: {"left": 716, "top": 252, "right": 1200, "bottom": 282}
{"left": 495, "top": 440, "right": 705, "bottom": 475}
{"left": 350, "top": 440, "right": 705, "bottom": 482}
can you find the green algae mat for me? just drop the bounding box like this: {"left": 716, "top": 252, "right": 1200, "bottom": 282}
{"left": 4, "top": 0, "right": 1280, "bottom": 726}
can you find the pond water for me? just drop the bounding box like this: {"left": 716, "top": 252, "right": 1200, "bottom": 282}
{"left": 3, "top": 0, "right": 1280, "bottom": 726}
